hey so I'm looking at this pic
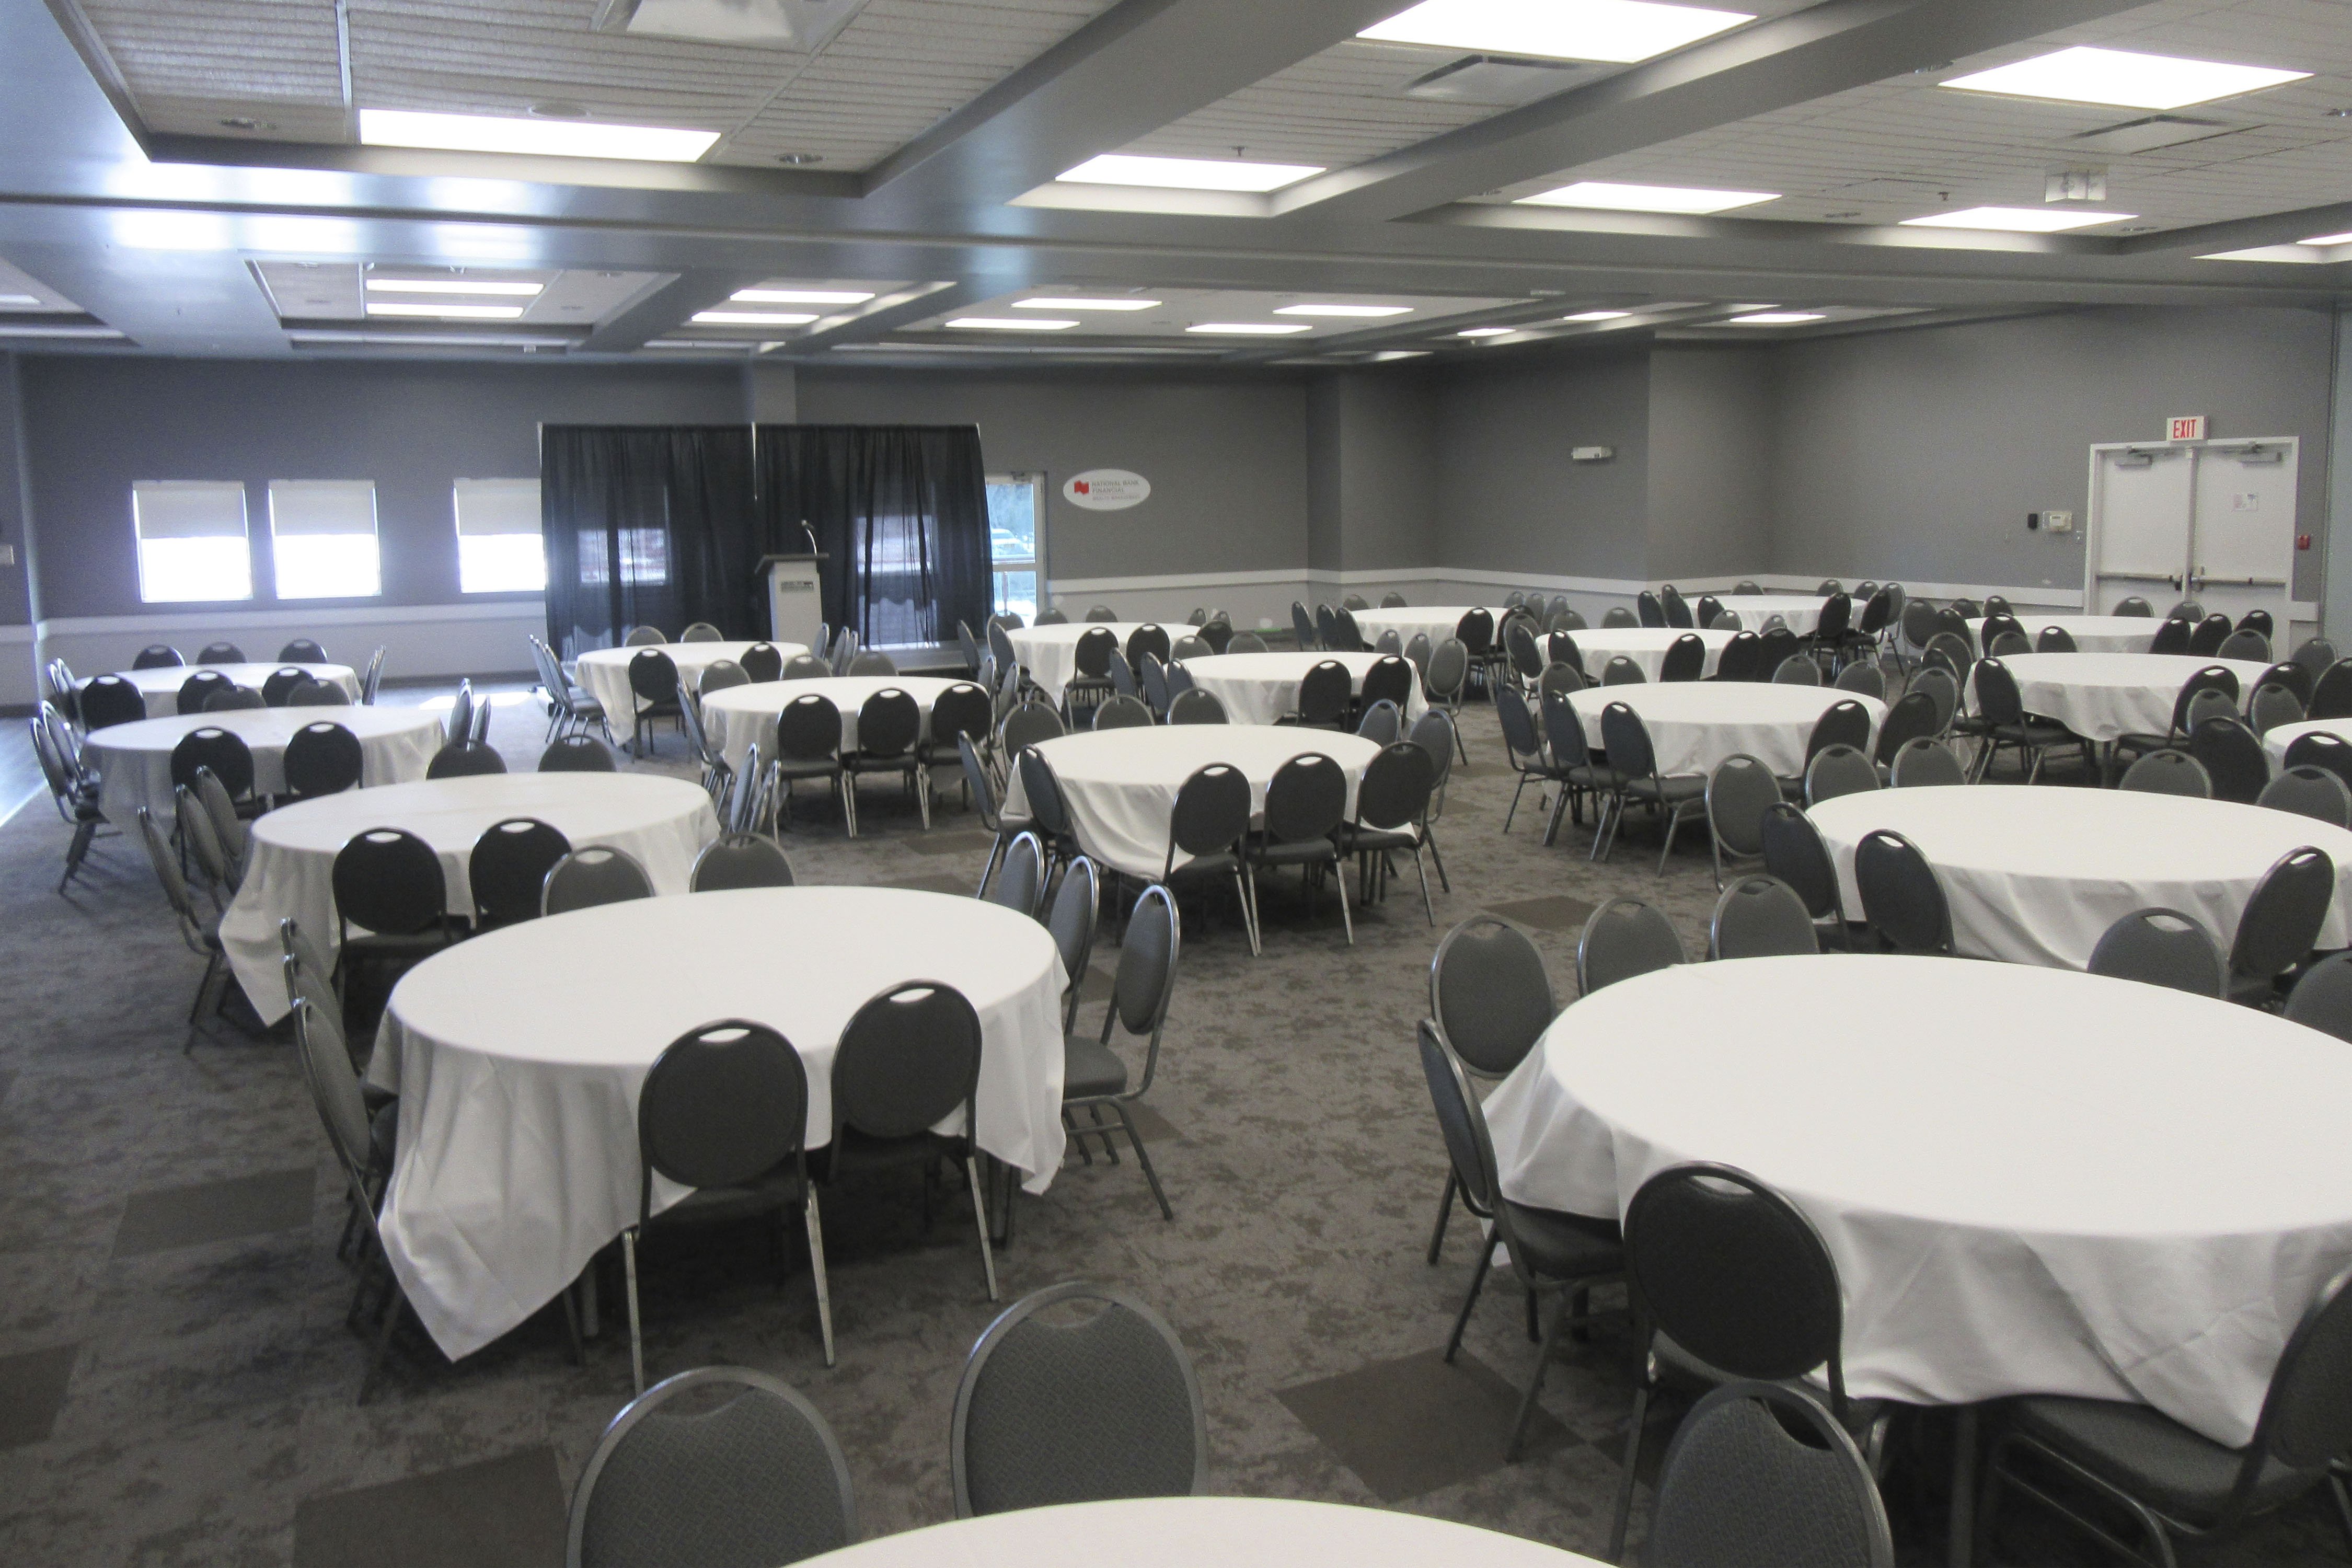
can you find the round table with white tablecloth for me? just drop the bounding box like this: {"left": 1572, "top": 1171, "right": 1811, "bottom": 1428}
{"left": 1807, "top": 785, "right": 2352, "bottom": 968}
{"left": 1350, "top": 605, "right": 1495, "bottom": 646}
{"left": 697, "top": 675, "right": 979, "bottom": 772}
{"left": 1002, "top": 726, "right": 1379, "bottom": 878}
{"left": 217, "top": 772, "right": 716, "bottom": 1024}
{"left": 2262, "top": 718, "right": 2352, "bottom": 769}
{"left": 1979, "top": 652, "right": 2273, "bottom": 743}
{"left": 1559, "top": 626, "right": 1737, "bottom": 681}
{"left": 1004, "top": 622, "right": 1156, "bottom": 704}
{"left": 366, "top": 886, "right": 1066, "bottom": 1360}
{"left": 800, "top": 1498, "right": 1602, "bottom": 1568}
{"left": 1965, "top": 615, "right": 2154, "bottom": 655}
{"left": 572, "top": 640, "right": 808, "bottom": 724}
{"left": 88, "top": 661, "right": 360, "bottom": 720}
{"left": 1175, "top": 652, "right": 1428, "bottom": 726}
{"left": 1567, "top": 683, "right": 1883, "bottom": 777}
{"left": 81, "top": 705, "right": 444, "bottom": 829}
{"left": 1483, "top": 954, "right": 2352, "bottom": 1448}
{"left": 1718, "top": 593, "right": 1828, "bottom": 635}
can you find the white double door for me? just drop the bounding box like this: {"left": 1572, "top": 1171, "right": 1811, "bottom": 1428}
{"left": 2088, "top": 437, "right": 2298, "bottom": 629}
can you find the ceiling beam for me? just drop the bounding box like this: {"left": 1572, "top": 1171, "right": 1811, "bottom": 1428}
{"left": 1270, "top": 0, "right": 2150, "bottom": 223}
{"left": 576, "top": 269, "right": 754, "bottom": 353}
{"left": 2117, "top": 200, "right": 2352, "bottom": 260}
{"left": 859, "top": 0, "right": 1408, "bottom": 211}
{"left": 786, "top": 280, "right": 1000, "bottom": 351}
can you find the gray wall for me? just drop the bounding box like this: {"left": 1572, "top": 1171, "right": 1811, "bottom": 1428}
{"left": 1326, "top": 371, "right": 1439, "bottom": 572}
{"left": 798, "top": 368, "right": 1311, "bottom": 583}
{"left": 1306, "top": 375, "right": 1343, "bottom": 574}
{"left": 1431, "top": 348, "right": 1651, "bottom": 579}
{"left": 0, "top": 355, "right": 32, "bottom": 625}
{"left": 1767, "top": 306, "right": 2337, "bottom": 597}
{"left": 19, "top": 355, "right": 747, "bottom": 618}
{"left": 1647, "top": 345, "right": 1774, "bottom": 581}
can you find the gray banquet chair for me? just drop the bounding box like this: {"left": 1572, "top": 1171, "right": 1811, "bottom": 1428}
{"left": 2227, "top": 845, "right": 2335, "bottom": 1005}
{"left": 542, "top": 845, "right": 655, "bottom": 917}
{"left": 1888, "top": 736, "right": 1966, "bottom": 788}
{"left": 689, "top": 833, "right": 797, "bottom": 891}
{"left": 2118, "top": 749, "right": 2212, "bottom": 797}
{"left": 1709, "top": 874, "right": 1821, "bottom": 960}
{"left": 1424, "top": 914, "right": 1557, "bottom": 1262}
{"left": 1853, "top": 828, "right": 1953, "bottom": 955}
{"left": 950, "top": 1281, "right": 1205, "bottom": 1518}
{"left": 1166, "top": 687, "right": 1226, "bottom": 725}
{"left": 2088, "top": 907, "right": 2224, "bottom": 997}
{"left": 1576, "top": 896, "right": 1686, "bottom": 995}
{"left": 1644, "top": 1382, "right": 1894, "bottom": 1568}
{"left": 1704, "top": 753, "right": 1779, "bottom": 889}
{"left": 2258, "top": 765, "right": 2352, "bottom": 828}
{"left": 1063, "top": 882, "right": 1180, "bottom": 1216}
{"left": 2286, "top": 951, "right": 2352, "bottom": 1042}
{"left": 1803, "top": 744, "right": 1879, "bottom": 808}
{"left": 987, "top": 831, "right": 1044, "bottom": 917}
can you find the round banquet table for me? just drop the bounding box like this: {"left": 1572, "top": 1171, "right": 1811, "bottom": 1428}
{"left": 1482, "top": 954, "right": 2352, "bottom": 1448}
{"left": 1566, "top": 683, "right": 1884, "bottom": 777}
{"left": 1977, "top": 653, "right": 2272, "bottom": 743}
{"left": 89, "top": 661, "right": 359, "bottom": 720}
{"left": 1176, "top": 651, "right": 1428, "bottom": 726}
{"left": 1964, "top": 615, "right": 2155, "bottom": 655}
{"left": 573, "top": 640, "right": 809, "bottom": 723}
{"left": 799, "top": 1498, "right": 1601, "bottom": 1568}
{"left": 1001, "top": 726, "right": 1380, "bottom": 879}
{"left": 2262, "top": 718, "right": 2352, "bottom": 769}
{"left": 1808, "top": 785, "right": 2352, "bottom": 968}
{"left": 1350, "top": 605, "right": 1507, "bottom": 647}
{"left": 1717, "top": 593, "right": 1828, "bottom": 635}
{"left": 1004, "top": 622, "right": 1155, "bottom": 704}
{"left": 366, "top": 886, "right": 1066, "bottom": 1359}
{"left": 698, "top": 675, "right": 978, "bottom": 772}
{"left": 82, "top": 705, "right": 444, "bottom": 829}
{"left": 1561, "top": 626, "right": 1737, "bottom": 681}
{"left": 217, "top": 772, "right": 716, "bottom": 1025}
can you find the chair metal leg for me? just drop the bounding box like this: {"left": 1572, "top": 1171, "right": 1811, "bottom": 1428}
{"left": 976, "top": 833, "right": 1007, "bottom": 898}
{"left": 1541, "top": 782, "right": 1570, "bottom": 847}
{"left": 1655, "top": 801, "right": 1693, "bottom": 875}
{"left": 1426, "top": 1171, "right": 1457, "bottom": 1263}
{"left": 1334, "top": 859, "right": 1354, "bottom": 944}
{"left": 1503, "top": 770, "right": 1531, "bottom": 833}
{"left": 2328, "top": 1470, "right": 2352, "bottom": 1559}
{"left": 1947, "top": 1404, "right": 1978, "bottom": 1568}
{"left": 1608, "top": 1381, "right": 1654, "bottom": 1561}
{"left": 1444, "top": 1236, "right": 1495, "bottom": 1361}
{"left": 1505, "top": 1293, "right": 1572, "bottom": 1462}
{"left": 1231, "top": 868, "right": 1260, "bottom": 955}
{"left": 964, "top": 1154, "right": 1000, "bottom": 1299}
{"left": 1423, "top": 825, "right": 1450, "bottom": 892}
{"left": 1410, "top": 843, "right": 1435, "bottom": 926}
{"left": 804, "top": 1187, "right": 835, "bottom": 1366}
{"left": 1113, "top": 1103, "right": 1172, "bottom": 1219}
{"left": 358, "top": 1261, "right": 406, "bottom": 1405}
{"left": 623, "top": 1226, "right": 645, "bottom": 1395}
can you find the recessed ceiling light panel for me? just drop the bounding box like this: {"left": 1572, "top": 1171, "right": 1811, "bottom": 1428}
{"left": 1013, "top": 297, "right": 1162, "bottom": 310}
{"left": 365, "top": 302, "right": 527, "bottom": 319}
{"left": 946, "top": 317, "right": 1079, "bottom": 331}
{"left": 732, "top": 288, "right": 875, "bottom": 304}
{"left": 1516, "top": 180, "right": 1779, "bottom": 214}
{"left": 1274, "top": 304, "right": 1414, "bottom": 317}
{"left": 1561, "top": 309, "right": 1632, "bottom": 321}
{"left": 1727, "top": 311, "right": 1826, "bottom": 324}
{"left": 693, "top": 310, "right": 819, "bottom": 325}
{"left": 1457, "top": 326, "right": 1515, "bottom": 336}
{"left": 1184, "top": 322, "right": 1315, "bottom": 335}
{"left": 365, "top": 278, "right": 543, "bottom": 295}
{"left": 1056, "top": 154, "right": 1325, "bottom": 192}
{"left": 0, "top": 293, "right": 41, "bottom": 306}
{"left": 2298, "top": 230, "right": 2352, "bottom": 247}
{"left": 1940, "top": 46, "right": 2308, "bottom": 110}
{"left": 1899, "top": 205, "right": 2135, "bottom": 233}
{"left": 358, "top": 108, "right": 720, "bottom": 163}
{"left": 1361, "top": 0, "right": 1752, "bottom": 64}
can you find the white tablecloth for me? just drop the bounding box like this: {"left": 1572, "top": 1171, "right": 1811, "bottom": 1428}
{"left": 1351, "top": 605, "right": 1517, "bottom": 647}
{"left": 1005, "top": 623, "right": 1154, "bottom": 702}
{"left": 368, "top": 886, "right": 1066, "bottom": 1359}
{"left": 1965, "top": 616, "right": 2154, "bottom": 655}
{"left": 699, "top": 675, "right": 976, "bottom": 772}
{"left": 1484, "top": 954, "right": 2352, "bottom": 1447}
{"left": 574, "top": 641, "right": 808, "bottom": 722}
{"left": 1984, "top": 653, "right": 2273, "bottom": 743}
{"left": 1177, "top": 652, "right": 1428, "bottom": 726}
{"left": 1720, "top": 594, "right": 1828, "bottom": 635}
{"left": 1567, "top": 684, "right": 1883, "bottom": 777}
{"left": 83, "top": 706, "right": 443, "bottom": 829}
{"left": 90, "top": 662, "right": 360, "bottom": 720}
{"left": 218, "top": 773, "right": 716, "bottom": 1024}
{"left": 1808, "top": 785, "right": 2352, "bottom": 968}
{"left": 1560, "top": 627, "right": 1737, "bottom": 680}
{"left": 1004, "top": 727, "right": 1379, "bottom": 878}
{"left": 2263, "top": 719, "right": 2352, "bottom": 769}
{"left": 800, "top": 1498, "right": 1600, "bottom": 1568}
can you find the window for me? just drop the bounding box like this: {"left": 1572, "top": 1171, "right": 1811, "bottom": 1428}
{"left": 453, "top": 478, "right": 546, "bottom": 593}
{"left": 986, "top": 472, "right": 1042, "bottom": 621}
{"left": 269, "top": 480, "right": 382, "bottom": 599}
{"left": 132, "top": 481, "right": 253, "bottom": 603}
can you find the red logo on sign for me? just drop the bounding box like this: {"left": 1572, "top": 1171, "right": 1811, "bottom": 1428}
{"left": 1073, "top": 480, "right": 1090, "bottom": 494}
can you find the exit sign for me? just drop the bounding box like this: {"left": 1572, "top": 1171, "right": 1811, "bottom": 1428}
{"left": 2167, "top": 415, "right": 2207, "bottom": 441}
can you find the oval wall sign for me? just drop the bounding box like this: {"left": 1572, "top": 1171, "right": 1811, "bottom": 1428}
{"left": 1063, "top": 469, "right": 1151, "bottom": 511}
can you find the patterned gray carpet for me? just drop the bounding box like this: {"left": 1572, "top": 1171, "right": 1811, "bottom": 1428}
{"left": 0, "top": 676, "right": 2338, "bottom": 1565}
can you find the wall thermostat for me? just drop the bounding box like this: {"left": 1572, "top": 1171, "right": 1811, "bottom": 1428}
{"left": 1570, "top": 445, "right": 1615, "bottom": 462}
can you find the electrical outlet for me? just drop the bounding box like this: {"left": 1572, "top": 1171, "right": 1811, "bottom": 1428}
{"left": 2045, "top": 510, "right": 2074, "bottom": 534}
{"left": 0, "top": 544, "right": 15, "bottom": 567}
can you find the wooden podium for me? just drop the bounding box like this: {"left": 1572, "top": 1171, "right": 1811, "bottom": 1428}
{"left": 757, "top": 552, "right": 827, "bottom": 649}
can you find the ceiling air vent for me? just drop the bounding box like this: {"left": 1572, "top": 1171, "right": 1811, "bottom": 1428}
{"left": 1403, "top": 55, "right": 1597, "bottom": 106}
{"left": 592, "top": 0, "right": 868, "bottom": 51}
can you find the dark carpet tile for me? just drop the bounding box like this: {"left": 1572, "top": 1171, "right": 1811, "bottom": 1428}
{"left": 1481, "top": 895, "right": 1599, "bottom": 934}
{"left": 291, "top": 1447, "right": 567, "bottom": 1568}
{"left": 113, "top": 1169, "right": 318, "bottom": 1259}
{"left": 1276, "top": 1347, "right": 1576, "bottom": 1503}
{"left": 903, "top": 830, "right": 997, "bottom": 857}
{"left": 0, "top": 1342, "right": 81, "bottom": 1447}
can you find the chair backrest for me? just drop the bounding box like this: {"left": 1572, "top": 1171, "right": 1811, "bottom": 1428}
{"left": 171, "top": 725, "right": 255, "bottom": 797}
{"left": 2186, "top": 715, "right": 2268, "bottom": 805}
{"left": 638, "top": 1019, "right": 808, "bottom": 1212}
{"left": 697, "top": 660, "right": 750, "bottom": 696}
{"left": 2259, "top": 659, "right": 2314, "bottom": 707}
{"left": 1636, "top": 590, "right": 1666, "bottom": 628}
{"left": 1986, "top": 630, "right": 2033, "bottom": 658}
{"left": 79, "top": 673, "right": 145, "bottom": 729}
{"left": 1086, "top": 605, "right": 1119, "bottom": 622}
{"left": 2230, "top": 844, "right": 2336, "bottom": 993}
{"left": 2285, "top": 951, "right": 2352, "bottom": 1042}
{"left": 1576, "top": 897, "right": 1687, "bottom": 995}
{"left": 2250, "top": 681, "right": 2307, "bottom": 735}
{"left": 988, "top": 832, "right": 1044, "bottom": 915}
{"left": 192, "top": 640, "right": 243, "bottom": 664}
{"left": 1710, "top": 874, "right": 1820, "bottom": 960}
{"left": 628, "top": 648, "right": 680, "bottom": 703}
{"left": 261, "top": 666, "right": 310, "bottom": 706}
{"left": 1229, "top": 631, "right": 1270, "bottom": 655}
{"left": 1853, "top": 829, "right": 1952, "bottom": 955}
{"left": 132, "top": 643, "right": 183, "bottom": 670}
{"left": 1832, "top": 661, "right": 1885, "bottom": 699}
{"left": 1888, "top": 736, "right": 1965, "bottom": 788}
{"left": 1289, "top": 601, "right": 1317, "bottom": 650}
{"left": 540, "top": 734, "right": 619, "bottom": 772}
{"left": 2218, "top": 627, "right": 2273, "bottom": 664}
{"left": 950, "top": 1281, "right": 1206, "bottom": 1518}
{"left": 282, "top": 721, "right": 363, "bottom": 798}
{"left": 204, "top": 685, "right": 267, "bottom": 712}
{"left": 2292, "top": 637, "right": 2338, "bottom": 679}
{"left": 1409, "top": 709, "right": 1456, "bottom": 790}
{"left": 287, "top": 676, "right": 350, "bottom": 708}
{"left": 333, "top": 826, "right": 445, "bottom": 935}
{"left": 1354, "top": 698, "right": 1402, "bottom": 746}
{"left": 854, "top": 689, "right": 920, "bottom": 756}
{"left": 1428, "top": 916, "right": 1553, "bottom": 1078}
{"left": 1296, "top": 660, "right": 1351, "bottom": 725}
{"left": 624, "top": 626, "right": 668, "bottom": 647}
{"left": 2088, "top": 907, "right": 2223, "bottom": 997}
{"left": 2313, "top": 660, "right": 2352, "bottom": 720}
{"left": 471, "top": 817, "right": 573, "bottom": 926}
{"left": 1803, "top": 744, "right": 1879, "bottom": 808}
{"left": 1165, "top": 687, "right": 1226, "bottom": 725}
{"left": 832, "top": 979, "right": 983, "bottom": 1142}
{"left": 2112, "top": 596, "right": 2153, "bottom": 617}
{"left": 543, "top": 845, "right": 655, "bottom": 916}
{"left": 1016, "top": 748, "right": 1071, "bottom": 840}
{"left": 1712, "top": 630, "right": 1762, "bottom": 683}
{"left": 2149, "top": 616, "right": 2194, "bottom": 656}
{"left": 776, "top": 693, "right": 844, "bottom": 760}
{"left": 999, "top": 700, "right": 1067, "bottom": 758}
{"left": 176, "top": 670, "right": 234, "bottom": 714}
{"left": 1870, "top": 690, "right": 1935, "bottom": 765}
{"left": 1547, "top": 631, "right": 1586, "bottom": 675}
{"left": 2283, "top": 729, "right": 2352, "bottom": 797}
{"left": 1645, "top": 1381, "right": 1895, "bottom": 1568}
{"left": 1353, "top": 741, "right": 1433, "bottom": 832}
{"left": 567, "top": 1365, "right": 855, "bottom": 1568}
{"left": 1660, "top": 633, "right": 1706, "bottom": 683}
{"left": 1625, "top": 1162, "right": 1848, "bottom": 1402}
{"left": 689, "top": 833, "right": 796, "bottom": 891}
{"left": 1705, "top": 754, "right": 1780, "bottom": 858}
{"left": 1167, "top": 764, "right": 1249, "bottom": 869}
{"left": 1598, "top": 700, "right": 1659, "bottom": 780}
{"left": 1456, "top": 608, "right": 1493, "bottom": 655}
{"left": 1602, "top": 655, "right": 1645, "bottom": 686}
{"left": 1805, "top": 699, "right": 1873, "bottom": 764}
{"left": 2117, "top": 746, "right": 2211, "bottom": 796}
{"left": 1262, "top": 753, "right": 1346, "bottom": 842}
{"left": 2189, "top": 612, "right": 2235, "bottom": 656}
{"left": 740, "top": 642, "right": 784, "bottom": 683}
{"left": 428, "top": 738, "right": 507, "bottom": 778}
{"left": 1773, "top": 655, "right": 1820, "bottom": 686}
{"left": 1495, "top": 685, "right": 1542, "bottom": 762}
{"left": 1758, "top": 802, "right": 1840, "bottom": 924}
{"left": 1044, "top": 855, "right": 1101, "bottom": 991}
{"left": 1425, "top": 637, "right": 1469, "bottom": 699}
{"left": 2241, "top": 1263, "right": 2352, "bottom": 1485}
{"left": 1538, "top": 661, "right": 1585, "bottom": 700}
{"left": 1602, "top": 606, "right": 1638, "bottom": 628}
{"left": 1906, "top": 667, "right": 1959, "bottom": 735}
{"left": 2259, "top": 766, "right": 2352, "bottom": 828}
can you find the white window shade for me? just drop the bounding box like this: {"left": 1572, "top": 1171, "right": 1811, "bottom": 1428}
{"left": 133, "top": 481, "right": 252, "bottom": 602}
{"left": 454, "top": 478, "right": 547, "bottom": 593}
{"left": 269, "top": 479, "right": 382, "bottom": 599}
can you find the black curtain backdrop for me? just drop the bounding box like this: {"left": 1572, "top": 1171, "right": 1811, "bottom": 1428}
{"left": 755, "top": 424, "right": 990, "bottom": 648}
{"left": 540, "top": 425, "right": 757, "bottom": 656}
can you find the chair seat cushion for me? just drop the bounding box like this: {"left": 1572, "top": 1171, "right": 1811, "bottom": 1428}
{"left": 1166, "top": 850, "right": 1241, "bottom": 880}
{"left": 342, "top": 930, "right": 448, "bottom": 959}
{"left": 1625, "top": 775, "right": 1707, "bottom": 804}
{"left": 844, "top": 754, "right": 916, "bottom": 773}
{"left": 1252, "top": 838, "right": 1339, "bottom": 867}
{"left": 1064, "top": 1035, "right": 1130, "bottom": 1100}
{"left": 659, "top": 1165, "right": 809, "bottom": 1225}
{"left": 2009, "top": 1394, "right": 2321, "bottom": 1526}
{"left": 1500, "top": 1200, "right": 1622, "bottom": 1282}
{"left": 1993, "top": 719, "right": 2076, "bottom": 744}
{"left": 774, "top": 758, "right": 841, "bottom": 779}
{"left": 820, "top": 1126, "right": 952, "bottom": 1178}
{"left": 1335, "top": 825, "right": 1417, "bottom": 855}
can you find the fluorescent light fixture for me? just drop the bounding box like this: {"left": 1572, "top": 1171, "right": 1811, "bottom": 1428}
{"left": 365, "top": 302, "right": 526, "bottom": 319}
{"left": 1940, "top": 46, "right": 2308, "bottom": 111}
{"left": 0, "top": 293, "right": 42, "bottom": 306}
{"left": 1361, "top": 0, "right": 1751, "bottom": 64}
{"left": 692, "top": 310, "right": 818, "bottom": 325}
{"left": 2299, "top": 230, "right": 2352, "bottom": 247}
{"left": 1899, "top": 205, "right": 2135, "bottom": 233}
{"left": 1056, "top": 153, "right": 1324, "bottom": 192}
{"left": 1562, "top": 309, "right": 1632, "bottom": 321}
{"left": 1013, "top": 297, "right": 1161, "bottom": 310}
{"left": 1458, "top": 326, "right": 1515, "bottom": 337}
{"left": 1185, "top": 322, "right": 1314, "bottom": 335}
{"left": 731, "top": 288, "right": 876, "bottom": 304}
{"left": 357, "top": 108, "right": 720, "bottom": 163}
{"left": 1273, "top": 303, "right": 1414, "bottom": 317}
{"left": 0, "top": 324, "right": 124, "bottom": 338}
{"left": 365, "top": 277, "right": 542, "bottom": 296}
{"left": 1727, "top": 311, "right": 1826, "bottom": 324}
{"left": 1516, "top": 180, "right": 1778, "bottom": 214}
{"left": 1372, "top": 350, "right": 1431, "bottom": 361}
{"left": 945, "top": 317, "right": 1079, "bottom": 331}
